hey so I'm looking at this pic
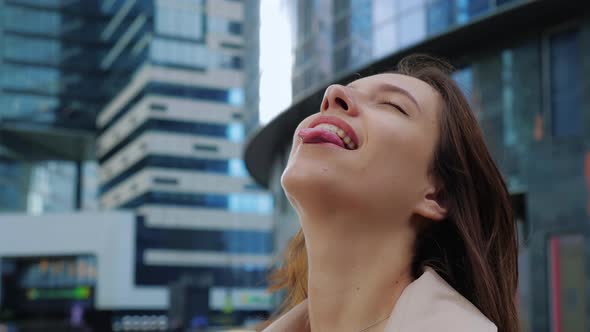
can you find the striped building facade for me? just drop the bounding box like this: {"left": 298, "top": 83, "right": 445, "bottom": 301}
{"left": 96, "top": 0, "right": 272, "bottom": 313}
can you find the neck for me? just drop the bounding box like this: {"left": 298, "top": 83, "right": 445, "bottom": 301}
{"left": 302, "top": 212, "right": 415, "bottom": 332}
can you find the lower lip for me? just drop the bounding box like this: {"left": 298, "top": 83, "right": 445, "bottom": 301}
{"left": 302, "top": 142, "right": 344, "bottom": 149}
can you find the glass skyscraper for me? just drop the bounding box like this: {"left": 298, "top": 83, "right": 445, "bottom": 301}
{"left": 96, "top": 0, "right": 272, "bottom": 318}
{"left": 0, "top": 0, "right": 111, "bottom": 213}
{"left": 291, "top": 0, "right": 523, "bottom": 100}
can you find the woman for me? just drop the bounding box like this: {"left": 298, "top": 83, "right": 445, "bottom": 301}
{"left": 261, "top": 54, "right": 518, "bottom": 332}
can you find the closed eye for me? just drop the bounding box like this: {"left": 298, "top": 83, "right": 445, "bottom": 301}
{"left": 382, "top": 102, "right": 408, "bottom": 116}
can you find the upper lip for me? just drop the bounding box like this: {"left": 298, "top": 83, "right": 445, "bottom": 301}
{"left": 308, "top": 115, "right": 360, "bottom": 147}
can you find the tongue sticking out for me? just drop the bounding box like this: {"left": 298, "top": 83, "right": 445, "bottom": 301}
{"left": 298, "top": 128, "right": 345, "bottom": 149}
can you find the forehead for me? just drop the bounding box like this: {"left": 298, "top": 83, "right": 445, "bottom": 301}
{"left": 349, "top": 73, "right": 440, "bottom": 111}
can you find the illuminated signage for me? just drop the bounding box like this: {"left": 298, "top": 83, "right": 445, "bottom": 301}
{"left": 210, "top": 288, "right": 272, "bottom": 311}
{"left": 26, "top": 286, "right": 92, "bottom": 301}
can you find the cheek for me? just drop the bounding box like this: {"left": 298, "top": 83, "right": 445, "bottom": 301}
{"left": 359, "top": 125, "right": 433, "bottom": 195}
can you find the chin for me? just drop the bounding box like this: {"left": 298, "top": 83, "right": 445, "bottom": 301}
{"left": 281, "top": 151, "right": 351, "bottom": 214}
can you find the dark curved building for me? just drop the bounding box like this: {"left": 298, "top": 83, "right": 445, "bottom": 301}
{"left": 245, "top": 1, "right": 590, "bottom": 331}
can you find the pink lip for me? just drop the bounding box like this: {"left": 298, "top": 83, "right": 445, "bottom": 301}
{"left": 306, "top": 115, "right": 359, "bottom": 146}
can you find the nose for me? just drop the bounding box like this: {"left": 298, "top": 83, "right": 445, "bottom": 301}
{"left": 321, "top": 84, "right": 359, "bottom": 116}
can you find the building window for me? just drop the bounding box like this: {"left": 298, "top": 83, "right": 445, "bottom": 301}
{"left": 226, "top": 123, "right": 245, "bottom": 142}
{"left": 231, "top": 56, "right": 243, "bottom": 69}
{"left": 549, "top": 29, "right": 581, "bottom": 137}
{"left": 149, "top": 103, "right": 167, "bottom": 111}
{"left": 0, "top": 94, "right": 58, "bottom": 121}
{"left": 496, "top": 0, "right": 519, "bottom": 6}
{"left": 120, "top": 191, "right": 273, "bottom": 214}
{"left": 98, "top": 119, "right": 230, "bottom": 164}
{"left": 99, "top": 155, "right": 234, "bottom": 195}
{"left": 154, "top": 0, "right": 204, "bottom": 40}
{"left": 452, "top": 66, "right": 473, "bottom": 103}
{"left": 1, "top": 64, "right": 60, "bottom": 94}
{"left": 229, "top": 159, "right": 248, "bottom": 177}
{"left": 17, "top": 255, "right": 97, "bottom": 289}
{"left": 243, "top": 183, "right": 262, "bottom": 191}
{"left": 153, "top": 177, "right": 179, "bottom": 185}
{"left": 27, "top": 161, "right": 76, "bottom": 214}
{"left": 228, "top": 88, "right": 245, "bottom": 106}
{"left": 372, "top": 0, "right": 397, "bottom": 58}
{"left": 137, "top": 227, "right": 272, "bottom": 255}
{"left": 513, "top": 194, "right": 530, "bottom": 332}
{"left": 228, "top": 21, "right": 243, "bottom": 35}
{"left": 193, "top": 144, "right": 219, "bottom": 152}
{"left": 467, "top": 0, "right": 489, "bottom": 18}
{"left": 229, "top": 193, "right": 273, "bottom": 214}
{"left": 427, "top": 0, "right": 454, "bottom": 35}
{"left": 3, "top": 35, "right": 60, "bottom": 64}
{"left": 209, "top": 18, "right": 243, "bottom": 37}
{"left": 150, "top": 38, "right": 209, "bottom": 69}
{"left": 548, "top": 234, "right": 587, "bottom": 332}
{"left": 0, "top": 159, "right": 27, "bottom": 211}
{"left": 455, "top": 0, "right": 490, "bottom": 23}
{"left": 220, "top": 42, "right": 243, "bottom": 50}
{"left": 8, "top": 0, "right": 63, "bottom": 6}
{"left": 398, "top": 4, "right": 426, "bottom": 48}
{"left": 146, "top": 82, "right": 229, "bottom": 103}
{"left": 350, "top": 0, "right": 373, "bottom": 67}
{"left": 3, "top": 6, "right": 61, "bottom": 36}
{"left": 135, "top": 264, "right": 268, "bottom": 287}
{"left": 455, "top": 0, "right": 469, "bottom": 23}
{"left": 502, "top": 50, "right": 516, "bottom": 146}
{"left": 120, "top": 191, "right": 228, "bottom": 209}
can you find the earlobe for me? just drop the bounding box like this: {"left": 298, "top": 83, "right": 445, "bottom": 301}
{"left": 415, "top": 188, "right": 448, "bottom": 222}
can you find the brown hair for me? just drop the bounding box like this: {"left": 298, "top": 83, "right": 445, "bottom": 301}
{"left": 266, "top": 54, "right": 519, "bottom": 332}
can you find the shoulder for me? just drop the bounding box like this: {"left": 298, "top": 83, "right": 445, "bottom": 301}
{"left": 385, "top": 268, "right": 497, "bottom": 332}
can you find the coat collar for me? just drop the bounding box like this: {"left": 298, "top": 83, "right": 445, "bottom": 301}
{"left": 262, "top": 267, "right": 497, "bottom": 332}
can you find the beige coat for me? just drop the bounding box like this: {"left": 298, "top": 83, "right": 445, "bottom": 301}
{"left": 262, "top": 268, "right": 497, "bottom": 332}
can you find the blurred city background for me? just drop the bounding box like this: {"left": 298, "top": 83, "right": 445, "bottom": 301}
{"left": 0, "top": 0, "right": 587, "bottom": 331}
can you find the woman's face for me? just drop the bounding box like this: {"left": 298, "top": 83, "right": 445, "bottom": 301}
{"left": 281, "top": 73, "right": 445, "bottom": 226}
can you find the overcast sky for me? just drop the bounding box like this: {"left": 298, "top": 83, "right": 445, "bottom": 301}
{"left": 258, "top": 0, "right": 293, "bottom": 124}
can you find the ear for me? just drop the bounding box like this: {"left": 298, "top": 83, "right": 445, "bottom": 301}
{"left": 414, "top": 183, "right": 448, "bottom": 222}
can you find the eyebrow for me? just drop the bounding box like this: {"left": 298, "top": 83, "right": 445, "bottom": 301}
{"left": 348, "top": 81, "right": 422, "bottom": 113}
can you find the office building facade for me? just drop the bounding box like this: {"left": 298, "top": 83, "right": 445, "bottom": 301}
{"left": 246, "top": 1, "right": 590, "bottom": 331}
{"left": 0, "top": 0, "right": 113, "bottom": 213}
{"left": 97, "top": 0, "right": 272, "bottom": 323}
{"left": 0, "top": 0, "right": 271, "bottom": 328}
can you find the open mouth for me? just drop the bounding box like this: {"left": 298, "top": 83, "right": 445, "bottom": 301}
{"left": 297, "top": 116, "right": 359, "bottom": 150}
